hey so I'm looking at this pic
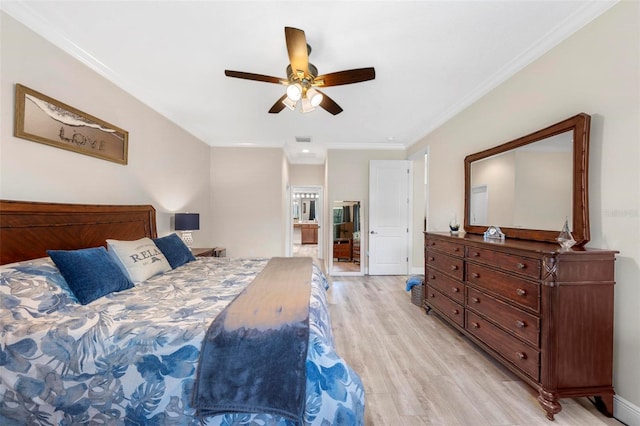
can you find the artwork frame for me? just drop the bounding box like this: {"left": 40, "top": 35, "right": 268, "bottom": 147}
{"left": 14, "top": 84, "right": 128, "bottom": 165}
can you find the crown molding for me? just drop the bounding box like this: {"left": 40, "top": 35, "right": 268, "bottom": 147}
{"left": 326, "top": 142, "right": 406, "bottom": 151}
{"left": 405, "top": 0, "right": 619, "bottom": 148}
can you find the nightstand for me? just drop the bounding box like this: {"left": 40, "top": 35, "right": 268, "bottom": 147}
{"left": 191, "top": 247, "right": 226, "bottom": 258}
{"left": 191, "top": 247, "right": 214, "bottom": 257}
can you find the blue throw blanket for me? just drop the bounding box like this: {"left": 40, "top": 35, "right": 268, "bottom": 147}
{"left": 193, "top": 257, "right": 312, "bottom": 423}
{"left": 405, "top": 275, "right": 424, "bottom": 291}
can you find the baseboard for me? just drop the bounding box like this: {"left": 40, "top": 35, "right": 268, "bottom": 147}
{"left": 411, "top": 266, "right": 424, "bottom": 275}
{"left": 614, "top": 395, "right": 640, "bottom": 426}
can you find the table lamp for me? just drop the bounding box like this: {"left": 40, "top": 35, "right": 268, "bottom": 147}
{"left": 174, "top": 213, "right": 199, "bottom": 248}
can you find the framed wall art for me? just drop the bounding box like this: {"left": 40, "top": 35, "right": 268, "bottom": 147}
{"left": 14, "top": 84, "right": 128, "bottom": 165}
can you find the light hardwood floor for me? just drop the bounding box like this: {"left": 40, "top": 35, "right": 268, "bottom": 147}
{"left": 327, "top": 275, "right": 622, "bottom": 426}
{"left": 294, "top": 244, "right": 361, "bottom": 273}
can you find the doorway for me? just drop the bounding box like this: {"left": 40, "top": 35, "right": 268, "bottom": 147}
{"left": 291, "top": 186, "right": 323, "bottom": 261}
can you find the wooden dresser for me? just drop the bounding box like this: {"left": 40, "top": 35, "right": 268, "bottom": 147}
{"left": 333, "top": 238, "right": 352, "bottom": 261}
{"left": 424, "top": 232, "right": 616, "bottom": 420}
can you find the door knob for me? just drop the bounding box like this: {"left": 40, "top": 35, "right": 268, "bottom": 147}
{"left": 370, "top": 230, "right": 377, "bottom": 234}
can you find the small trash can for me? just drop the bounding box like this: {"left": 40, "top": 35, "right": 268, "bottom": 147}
{"left": 406, "top": 275, "right": 424, "bottom": 307}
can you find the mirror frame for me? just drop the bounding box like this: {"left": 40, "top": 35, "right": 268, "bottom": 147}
{"left": 464, "top": 113, "right": 591, "bottom": 245}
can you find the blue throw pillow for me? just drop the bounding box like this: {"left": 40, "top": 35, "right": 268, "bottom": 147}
{"left": 48, "top": 247, "right": 134, "bottom": 305}
{"left": 153, "top": 233, "right": 196, "bottom": 269}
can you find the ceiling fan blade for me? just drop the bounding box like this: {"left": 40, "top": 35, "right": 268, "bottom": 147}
{"left": 314, "top": 67, "right": 375, "bottom": 87}
{"left": 224, "top": 70, "right": 285, "bottom": 84}
{"left": 268, "top": 94, "right": 288, "bottom": 114}
{"left": 285, "top": 27, "right": 309, "bottom": 77}
{"left": 316, "top": 90, "right": 343, "bottom": 115}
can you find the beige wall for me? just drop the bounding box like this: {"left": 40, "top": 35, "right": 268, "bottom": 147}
{"left": 290, "top": 164, "right": 324, "bottom": 186}
{"left": 281, "top": 155, "right": 291, "bottom": 256}
{"left": 513, "top": 151, "right": 572, "bottom": 230}
{"left": 410, "top": 153, "right": 426, "bottom": 274}
{"left": 326, "top": 149, "right": 406, "bottom": 271}
{"left": 472, "top": 152, "right": 517, "bottom": 226}
{"left": 210, "top": 147, "right": 286, "bottom": 258}
{"left": 0, "top": 12, "right": 212, "bottom": 246}
{"left": 407, "top": 2, "right": 640, "bottom": 421}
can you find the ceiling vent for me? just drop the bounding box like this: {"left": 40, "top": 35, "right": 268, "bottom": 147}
{"left": 295, "top": 136, "right": 312, "bottom": 143}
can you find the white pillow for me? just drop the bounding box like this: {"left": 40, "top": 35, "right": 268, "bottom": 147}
{"left": 106, "top": 237, "right": 171, "bottom": 283}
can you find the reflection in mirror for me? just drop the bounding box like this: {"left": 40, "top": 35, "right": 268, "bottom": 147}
{"left": 469, "top": 131, "right": 573, "bottom": 230}
{"left": 332, "top": 201, "right": 362, "bottom": 274}
{"left": 464, "top": 113, "right": 591, "bottom": 245}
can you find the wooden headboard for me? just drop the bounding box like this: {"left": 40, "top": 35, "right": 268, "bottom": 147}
{"left": 0, "top": 200, "right": 157, "bottom": 265}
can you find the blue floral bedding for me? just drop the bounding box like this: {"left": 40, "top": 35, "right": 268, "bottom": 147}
{"left": 0, "top": 257, "right": 364, "bottom": 425}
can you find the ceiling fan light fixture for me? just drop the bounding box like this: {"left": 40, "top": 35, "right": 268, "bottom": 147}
{"left": 301, "top": 97, "right": 315, "bottom": 113}
{"left": 224, "top": 27, "right": 375, "bottom": 116}
{"left": 307, "top": 88, "right": 323, "bottom": 107}
{"left": 286, "top": 83, "right": 302, "bottom": 101}
{"left": 282, "top": 96, "right": 297, "bottom": 111}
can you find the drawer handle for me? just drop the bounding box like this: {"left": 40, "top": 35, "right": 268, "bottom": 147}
{"left": 515, "top": 320, "right": 526, "bottom": 328}
{"left": 429, "top": 293, "right": 435, "bottom": 298}
{"left": 453, "top": 247, "right": 460, "bottom": 252}
{"left": 471, "top": 252, "right": 480, "bottom": 257}
{"left": 430, "top": 275, "right": 436, "bottom": 280}
{"left": 430, "top": 241, "right": 436, "bottom": 246}
{"left": 429, "top": 257, "right": 435, "bottom": 261}
{"left": 452, "top": 287, "right": 459, "bottom": 293}
{"left": 471, "top": 272, "right": 480, "bottom": 278}
{"left": 516, "top": 288, "right": 527, "bottom": 297}
{"left": 452, "top": 309, "right": 459, "bottom": 315}
{"left": 471, "top": 322, "right": 479, "bottom": 329}
{"left": 450, "top": 265, "right": 459, "bottom": 271}
{"left": 471, "top": 297, "right": 480, "bottom": 304}
{"left": 516, "top": 352, "right": 527, "bottom": 360}
{"left": 517, "top": 262, "right": 526, "bottom": 269}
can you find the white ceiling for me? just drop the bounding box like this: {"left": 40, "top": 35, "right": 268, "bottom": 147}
{"left": 2, "top": 1, "right": 617, "bottom": 164}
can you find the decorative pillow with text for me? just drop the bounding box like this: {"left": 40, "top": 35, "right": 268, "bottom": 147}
{"left": 106, "top": 237, "right": 171, "bottom": 283}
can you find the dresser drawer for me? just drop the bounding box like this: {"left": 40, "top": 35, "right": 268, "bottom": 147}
{"left": 466, "top": 247, "right": 540, "bottom": 279}
{"left": 467, "top": 311, "right": 540, "bottom": 381}
{"left": 466, "top": 287, "right": 540, "bottom": 347}
{"left": 426, "top": 287, "right": 464, "bottom": 328}
{"left": 426, "top": 250, "right": 464, "bottom": 280}
{"left": 425, "top": 267, "right": 464, "bottom": 304}
{"left": 466, "top": 263, "right": 540, "bottom": 312}
{"left": 425, "top": 237, "right": 465, "bottom": 258}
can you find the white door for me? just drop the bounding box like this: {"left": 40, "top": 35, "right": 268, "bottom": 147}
{"left": 369, "top": 160, "right": 411, "bottom": 275}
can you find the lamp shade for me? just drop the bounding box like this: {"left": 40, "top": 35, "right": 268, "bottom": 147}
{"left": 307, "top": 87, "right": 323, "bottom": 107}
{"left": 175, "top": 213, "right": 200, "bottom": 231}
{"left": 286, "top": 83, "right": 302, "bottom": 101}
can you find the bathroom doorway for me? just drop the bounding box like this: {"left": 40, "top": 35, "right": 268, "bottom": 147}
{"left": 291, "top": 186, "right": 323, "bottom": 261}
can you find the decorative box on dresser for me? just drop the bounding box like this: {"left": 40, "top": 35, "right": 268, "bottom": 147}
{"left": 424, "top": 232, "right": 617, "bottom": 421}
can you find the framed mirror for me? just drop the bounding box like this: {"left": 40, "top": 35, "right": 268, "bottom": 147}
{"left": 331, "top": 200, "right": 363, "bottom": 275}
{"left": 464, "top": 113, "right": 590, "bottom": 245}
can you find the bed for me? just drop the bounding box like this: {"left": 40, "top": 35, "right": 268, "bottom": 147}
{"left": 0, "top": 200, "right": 364, "bottom": 425}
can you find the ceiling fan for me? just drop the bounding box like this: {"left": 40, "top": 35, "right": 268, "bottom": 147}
{"left": 224, "top": 27, "right": 375, "bottom": 115}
